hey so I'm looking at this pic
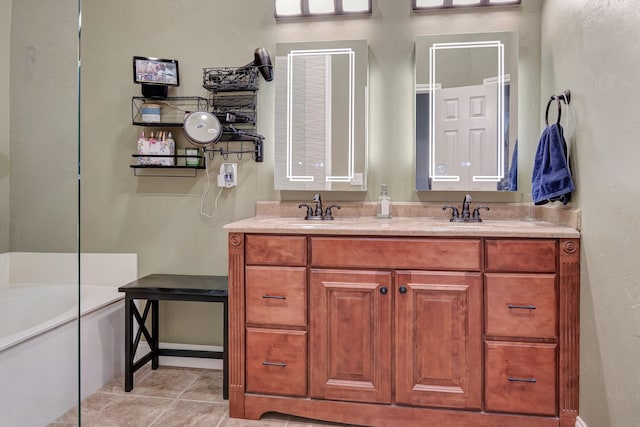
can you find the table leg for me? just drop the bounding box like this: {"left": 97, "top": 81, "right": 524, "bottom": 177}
{"left": 151, "top": 299, "right": 159, "bottom": 369}
{"left": 124, "top": 297, "right": 133, "bottom": 392}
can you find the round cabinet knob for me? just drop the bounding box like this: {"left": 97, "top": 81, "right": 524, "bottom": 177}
{"left": 380, "top": 286, "right": 388, "bottom": 295}
{"left": 399, "top": 285, "right": 408, "bottom": 294}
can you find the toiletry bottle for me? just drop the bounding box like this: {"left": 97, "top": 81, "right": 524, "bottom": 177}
{"left": 377, "top": 184, "right": 392, "bottom": 218}
{"left": 166, "top": 132, "right": 176, "bottom": 166}
{"left": 137, "top": 131, "right": 148, "bottom": 165}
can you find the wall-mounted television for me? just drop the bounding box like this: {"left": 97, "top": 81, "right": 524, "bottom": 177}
{"left": 133, "top": 56, "right": 179, "bottom": 98}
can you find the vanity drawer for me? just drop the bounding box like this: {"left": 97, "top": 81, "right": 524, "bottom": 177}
{"left": 310, "top": 237, "right": 481, "bottom": 271}
{"left": 485, "top": 341, "right": 557, "bottom": 416}
{"left": 246, "top": 266, "right": 307, "bottom": 327}
{"left": 246, "top": 328, "right": 307, "bottom": 397}
{"left": 485, "top": 273, "right": 557, "bottom": 339}
{"left": 246, "top": 235, "right": 307, "bottom": 266}
{"left": 485, "top": 239, "right": 557, "bottom": 273}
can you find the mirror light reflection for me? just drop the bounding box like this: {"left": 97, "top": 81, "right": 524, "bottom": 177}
{"left": 286, "top": 48, "right": 355, "bottom": 183}
{"left": 429, "top": 40, "right": 505, "bottom": 184}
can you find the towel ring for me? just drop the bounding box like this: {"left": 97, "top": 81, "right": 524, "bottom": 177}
{"left": 545, "top": 89, "right": 571, "bottom": 126}
{"left": 545, "top": 96, "right": 561, "bottom": 126}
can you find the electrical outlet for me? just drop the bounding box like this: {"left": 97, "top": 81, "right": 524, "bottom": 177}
{"left": 350, "top": 173, "right": 363, "bottom": 186}
{"left": 217, "top": 163, "right": 237, "bottom": 188}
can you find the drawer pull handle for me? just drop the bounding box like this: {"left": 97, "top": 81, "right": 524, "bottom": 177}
{"left": 508, "top": 376, "right": 537, "bottom": 383}
{"left": 262, "top": 361, "right": 286, "bottom": 367}
{"left": 507, "top": 304, "right": 536, "bottom": 310}
{"left": 399, "top": 285, "right": 408, "bottom": 294}
{"left": 262, "top": 295, "right": 286, "bottom": 300}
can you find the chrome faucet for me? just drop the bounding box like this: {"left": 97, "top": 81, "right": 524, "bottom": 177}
{"left": 443, "top": 194, "right": 489, "bottom": 223}
{"left": 298, "top": 193, "right": 341, "bottom": 220}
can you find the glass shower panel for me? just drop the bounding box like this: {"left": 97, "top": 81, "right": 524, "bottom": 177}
{"left": 0, "top": 0, "right": 81, "bottom": 425}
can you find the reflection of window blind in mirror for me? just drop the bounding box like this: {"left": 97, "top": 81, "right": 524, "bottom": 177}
{"left": 274, "top": 56, "right": 331, "bottom": 190}
{"left": 292, "top": 55, "right": 330, "bottom": 188}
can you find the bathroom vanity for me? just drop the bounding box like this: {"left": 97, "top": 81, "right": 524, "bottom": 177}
{"left": 224, "top": 207, "right": 580, "bottom": 427}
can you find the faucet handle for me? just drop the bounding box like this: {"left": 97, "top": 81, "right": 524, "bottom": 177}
{"left": 324, "top": 204, "right": 341, "bottom": 220}
{"left": 298, "top": 204, "right": 314, "bottom": 220}
{"left": 443, "top": 206, "right": 460, "bottom": 221}
{"left": 472, "top": 206, "right": 490, "bottom": 221}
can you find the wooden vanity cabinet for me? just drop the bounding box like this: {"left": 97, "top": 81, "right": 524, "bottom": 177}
{"left": 227, "top": 233, "right": 580, "bottom": 427}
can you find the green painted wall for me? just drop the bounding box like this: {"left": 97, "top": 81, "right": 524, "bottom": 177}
{"left": 541, "top": 1, "right": 640, "bottom": 426}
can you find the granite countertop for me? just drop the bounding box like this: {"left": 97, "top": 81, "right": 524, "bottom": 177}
{"left": 223, "top": 209, "right": 581, "bottom": 239}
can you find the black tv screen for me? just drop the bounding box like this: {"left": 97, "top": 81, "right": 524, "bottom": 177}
{"left": 133, "top": 56, "right": 179, "bottom": 86}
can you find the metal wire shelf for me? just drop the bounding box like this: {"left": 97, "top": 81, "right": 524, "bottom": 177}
{"left": 203, "top": 67, "right": 259, "bottom": 92}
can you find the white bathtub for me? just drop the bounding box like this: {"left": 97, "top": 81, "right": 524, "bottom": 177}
{"left": 0, "top": 252, "right": 137, "bottom": 427}
{"left": 0, "top": 283, "right": 122, "bottom": 351}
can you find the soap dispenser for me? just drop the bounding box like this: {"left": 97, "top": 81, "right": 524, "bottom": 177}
{"left": 377, "top": 184, "right": 392, "bottom": 218}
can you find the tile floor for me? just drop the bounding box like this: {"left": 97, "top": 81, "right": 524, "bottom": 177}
{"left": 49, "top": 366, "right": 360, "bottom": 427}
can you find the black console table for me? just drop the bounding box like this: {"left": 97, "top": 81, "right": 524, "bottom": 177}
{"left": 118, "top": 274, "right": 228, "bottom": 399}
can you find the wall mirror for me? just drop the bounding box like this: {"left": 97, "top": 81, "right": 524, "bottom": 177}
{"left": 274, "top": 39, "right": 368, "bottom": 191}
{"left": 415, "top": 32, "right": 518, "bottom": 191}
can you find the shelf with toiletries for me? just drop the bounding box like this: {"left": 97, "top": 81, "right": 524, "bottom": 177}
{"left": 130, "top": 127, "right": 206, "bottom": 176}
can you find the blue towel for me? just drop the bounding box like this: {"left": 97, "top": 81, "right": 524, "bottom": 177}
{"left": 508, "top": 140, "right": 518, "bottom": 191}
{"left": 532, "top": 123, "right": 575, "bottom": 205}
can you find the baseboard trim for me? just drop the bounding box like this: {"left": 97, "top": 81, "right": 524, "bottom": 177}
{"left": 136, "top": 342, "right": 223, "bottom": 370}
{"left": 575, "top": 416, "right": 588, "bottom": 427}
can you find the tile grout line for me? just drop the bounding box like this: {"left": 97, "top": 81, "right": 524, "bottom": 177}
{"left": 175, "top": 372, "right": 201, "bottom": 401}
{"left": 148, "top": 370, "right": 202, "bottom": 427}
{"left": 215, "top": 408, "right": 230, "bottom": 427}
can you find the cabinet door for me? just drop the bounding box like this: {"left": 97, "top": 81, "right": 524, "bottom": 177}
{"left": 395, "top": 271, "right": 482, "bottom": 409}
{"left": 310, "top": 269, "right": 392, "bottom": 404}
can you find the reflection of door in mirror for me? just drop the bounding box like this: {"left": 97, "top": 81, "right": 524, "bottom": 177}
{"left": 415, "top": 32, "right": 517, "bottom": 192}
{"left": 274, "top": 40, "right": 368, "bottom": 191}
{"left": 432, "top": 83, "right": 498, "bottom": 190}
